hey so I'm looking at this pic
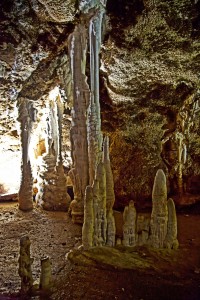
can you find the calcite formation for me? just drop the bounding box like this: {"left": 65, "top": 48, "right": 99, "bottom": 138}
{"left": 18, "top": 236, "right": 33, "bottom": 294}
{"left": 36, "top": 95, "right": 70, "bottom": 211}
{"left": 40, "top": 256, "right": 52, "bottom": 292}
{"left": 123, "top": 200, "right": 137, "bottom": 247}
{"left": 164, "top": 198, "right": 179, "bottom": 249}
{"left": 82, "top": 136, "right": 116, "bottom": 249}
{"left": 68, "top": 24, "right": 90, "bottom": 221}
{"left": 17, "top": 98, "right": 37, "bottom": 211}
{"left": 150, "top": 169, "right": 168, "bottom": 248}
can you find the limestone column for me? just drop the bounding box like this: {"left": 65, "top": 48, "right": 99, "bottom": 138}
{"left": 68, "top": 24, "right": 90, "bottom": 221}
{"left": 17, "top": 97, "right": 36, "bottom": 211}
{"left": 36, "top": 94, "right": 70, "bottom": 211}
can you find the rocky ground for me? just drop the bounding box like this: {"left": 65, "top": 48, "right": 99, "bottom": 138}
{"left": 0, "top": 202, "right": 199, "bottom": 300}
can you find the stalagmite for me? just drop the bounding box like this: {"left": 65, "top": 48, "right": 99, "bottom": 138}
{"left": 18, "top": 235, "right": 33, "bottom": 294}
{"left": 136, "top": 215, "right": 150, "bottom": 246}
{"left": 40, "top": 256, "right": 52, "bottom": 292}
{"left": 95, "top": 162, "right": 107, "bottom": 245}
{"left": 164, "top": 198, "right": 179, "bottom": 249}
{"left": 82, "top": 186, "right": 94, "bottom": 249}
{"left": 106, "top": 210, "right": 116, "bottom": 247}
{"left": 36, "top": 96, "right": 70, "bottom": 211}
{"left": 123, "top": 200, "right": 137, "bottom": 247}
{"left": 103, "top": 136, "right": 116, "bottom": 246}
{"left": 17, "top": 98, "right": 36, "bottom": 211}
{"left": 68, "top": 24, "right": 90, "bottom": 221}
{"left": 150, "top": 169, "right": 168, "bottom": 248}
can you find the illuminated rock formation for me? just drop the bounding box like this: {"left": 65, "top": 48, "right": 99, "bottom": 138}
{"left": 150, "top": 169, "right": 168, "bottom": 248}
{"left": 18, "top": 236, "right": 33, "bottom": 294}
{"left": 164, "top": 198, "right": 179, "bottom": 249}
{"left": 36, "top": 94, "right": 70, "bottom": 211}
{"left": 123, "top": 200, "right": 137, "bottom": 247}
{"left": 17, "top": 98, "right": 36, "bottom": 211}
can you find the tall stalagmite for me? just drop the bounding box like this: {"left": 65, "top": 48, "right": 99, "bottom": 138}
{"left": 17, "top": 98, "right": 36, "bottom": 211}
{"left": 150, "top": 169, "right": 168, "bottom": 248}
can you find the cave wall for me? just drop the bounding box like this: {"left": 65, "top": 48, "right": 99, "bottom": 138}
{"left": 0, "top": 0, "right": 200, "bottom": 208}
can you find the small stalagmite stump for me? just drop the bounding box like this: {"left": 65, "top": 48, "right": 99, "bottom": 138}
{"left": 18, "top": 235, "right": 33, "bottom": 294}
{"left": 40, "top": 256, "right": 52, "bottom": 292}
{"left": 123, "top": 200, "right": 137, "bottom": 247}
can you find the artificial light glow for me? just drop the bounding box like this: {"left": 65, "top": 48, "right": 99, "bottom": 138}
{"left": 0, "top": 148, "right": 21, "bottom": 194}
{"left": 49, "top": 86, "right": 59, "bottom": 101}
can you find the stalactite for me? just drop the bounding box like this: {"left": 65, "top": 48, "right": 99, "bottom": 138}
{"left": 17, "top": 97, "right": 36, "bottom": 211}
{"left": 87, "top": 8, "right": 105, "bottom": 184}
{"left": 150, "top": 169, "right": 168, "bottom": 248}
{"left": 36, "top": 96, "right": 70, "bottom": 211}
{"left": 123, "top": 201, "right": 137, "bottom": 247}
{"left": 164, "top": 198, "right": 179, "bottom": 249}
{"left": 68, "top": 24, "right": 90, "bottom": 221}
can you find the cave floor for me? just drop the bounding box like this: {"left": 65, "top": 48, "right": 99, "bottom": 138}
{"left": 0, "top": 202, "right": 199, "bottom": 300}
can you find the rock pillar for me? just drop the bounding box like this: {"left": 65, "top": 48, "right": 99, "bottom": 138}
{"left": 17, "top": 98, "right": 36, "bottom": 211}
{"left": 68, "top": 24, "right": 90, "bottom": 221}
{"left": 36, "top": 94, "right": 70, "bottom": 211}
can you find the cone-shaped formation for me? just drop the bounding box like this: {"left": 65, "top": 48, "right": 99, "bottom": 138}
{"left": 17, "top": 98, "right": 36, "bottom": 211}
{"left": 164, "top": 198, "right": 179, "bottom": 249}
{"left": 150, "top": 169, "right": 168, "bottom": 248}
{"left": 123, "top": 201, "right": 137, "bottom": 247}
{"left": 18, "top": 236, "right": 33, "bottom": 294}
{"left": 82, "top": 137, "right": 116, "bottom": 249}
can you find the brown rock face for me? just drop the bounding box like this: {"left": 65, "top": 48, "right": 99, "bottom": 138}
{"left": 0, "top": 0, "right": 200, "bottom": 209}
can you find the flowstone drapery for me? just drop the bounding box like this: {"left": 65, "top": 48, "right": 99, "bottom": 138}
{"left": 36, "top": 95, "right": 70, "bottom": 211}
{"left": 17, "top": 98, "right": 36, "bottom": 211}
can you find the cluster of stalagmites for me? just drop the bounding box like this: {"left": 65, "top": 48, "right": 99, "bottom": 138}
{"left": 18, "top": 236, "right": 52, "bottom": 296}
{"left": 82, "top": 136, "right": 116, "bottom": 249}
{"left": 122, "top": 169, "right": 179, "bottom": 249}
{"left": 82, "top": 169, "right": 179, "bottom": 250}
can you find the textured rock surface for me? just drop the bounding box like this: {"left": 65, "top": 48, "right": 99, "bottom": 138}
{"left": 0, "top": 0, "right": 200, "bottom": 209}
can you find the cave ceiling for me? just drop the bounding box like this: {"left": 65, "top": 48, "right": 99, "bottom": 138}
{"left": 0, "top": 0, "right": 200, "bottom": 206}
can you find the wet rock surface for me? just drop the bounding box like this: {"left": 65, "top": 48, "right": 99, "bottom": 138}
{"left": 0, "top": 203, "right": 199, "bottom": 300}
